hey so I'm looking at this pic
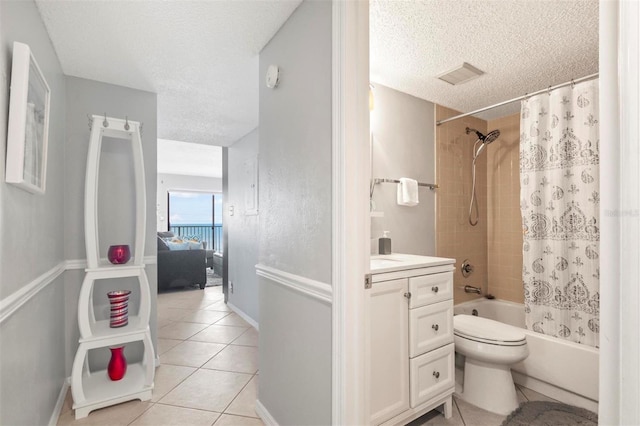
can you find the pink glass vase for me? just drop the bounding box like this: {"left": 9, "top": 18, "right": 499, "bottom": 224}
{"left": 108, "top": 346, "right": 127, "bottom": 381}
{"left": 107, "top": 290, "right": 131, "bottom": 328}
{"left": 108, "top": 245, "right": 131, "bottom": 264}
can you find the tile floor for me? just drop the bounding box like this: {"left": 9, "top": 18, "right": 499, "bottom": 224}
{"left": 57, "top": 284, "right": 557, "bottom": 426}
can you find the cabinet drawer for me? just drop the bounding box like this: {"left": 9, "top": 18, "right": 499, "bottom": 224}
{"left": 409, "top": 272, "right": 453, "bottom": 308}
{"left": 410, "top": 343, "right": 455, "bottom": 408}
{"left": 409, "top": 300, "right": 453, "bottom": 358}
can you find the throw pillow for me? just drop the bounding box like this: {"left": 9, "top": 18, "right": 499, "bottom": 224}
{"left": 166, "top": 241, "right": 189, "bottom": 251}
{"left": 187, "top": 241, "right": 204, "bottom": 250}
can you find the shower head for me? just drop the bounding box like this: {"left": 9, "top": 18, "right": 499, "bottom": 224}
{"left": 467, "top": 127, "right": 501, "bottom": 159}
{"left": 483, "top": 129, "right": 501, "bottom": 145}
{"left": 466, "top": 127, "right": 501, "bottom": 144}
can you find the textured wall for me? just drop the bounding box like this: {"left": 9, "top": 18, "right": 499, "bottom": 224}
{"left": 435, "top": 106, "right": 488, "bottom": 304}
{"left": 227, "top": 129, "right": 259, "bottom": 322}
{"left": 257, "top": 0, "right": 332, "bottom": 424}
{"left": 258, "top": 277, "right": 332, "bottom": 425}
{"left": 370, "top": 84, "right": 436, "bottom": 256}
{"left": 0, "top": 0, "right": 66, "bottom": 299}
{"left": 486, "top": 113, "right": 523, "bottom": 303}
{"left": 0, "top": 1, "right": 67, "bottom": 424}
{"left": 64, "top": 76, "right": 158, "bottom": 367}
{"left": 258, "top": 1, "right": 331, "bottom": 284}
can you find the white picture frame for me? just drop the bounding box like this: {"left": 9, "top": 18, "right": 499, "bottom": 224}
{"left": 5, "top": 42, "right": 51, "bottom": 194}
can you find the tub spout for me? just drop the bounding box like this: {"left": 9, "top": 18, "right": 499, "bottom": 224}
{"left": 464, "top": 285, "right": 482, "bottom": 294}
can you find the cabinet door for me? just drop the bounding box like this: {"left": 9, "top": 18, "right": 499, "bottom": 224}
{"left": 409, "top": 300, "right": 454, "bottom": 358}
{"left": 410, "top": 343, "right": 455, "bottom": 408}
{"left": 408, "top": 272, "right": 453, "bottom": 309}
{"left": 369, "top": 278, "right": 410, "bottom": 425}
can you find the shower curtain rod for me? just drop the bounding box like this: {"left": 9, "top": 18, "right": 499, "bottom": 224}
{"left": 436, "top": 73, "right": 599, "bottom": 126}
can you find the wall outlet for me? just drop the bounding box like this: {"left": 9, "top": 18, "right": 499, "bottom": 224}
{"left": 229, "top": 280, "right": 234, "bottom": 293}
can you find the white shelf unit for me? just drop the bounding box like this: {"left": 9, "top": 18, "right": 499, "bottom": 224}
{"left": 71, "top": 116, "right": 154, "bottom": 419}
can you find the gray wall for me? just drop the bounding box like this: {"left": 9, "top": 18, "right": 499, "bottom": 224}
{"left": 258, "top": 277, "right": 332, "bottom": 425}
{"left": 0, "top": 1, "right": 67, "bottom": 424}
{"left": 370, "top": 83, "right": 436, "bottom": 255}
{"left": 227, "top": 129, "right": 259, "bottom": 322}
{"left": 259, "top": 0, "right": 332, "bottom": 284}
{"left": 258, "top": 1, "right": 332, "bottom": 424}
{"left": 64, "top": 76, "right": 158, "bottom": 369}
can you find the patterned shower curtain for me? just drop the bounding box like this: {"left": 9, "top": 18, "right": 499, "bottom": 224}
{"left": 519, "top": 79, "right": 600, "bottom": 348}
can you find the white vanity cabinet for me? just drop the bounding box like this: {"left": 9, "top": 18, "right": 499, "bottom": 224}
{"left": 369, "top": 255, "right": 455, "bottom": 426}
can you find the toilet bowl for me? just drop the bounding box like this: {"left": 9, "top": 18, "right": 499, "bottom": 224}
{"left": 454, "top": 314, "right": 529, "bottom": 415}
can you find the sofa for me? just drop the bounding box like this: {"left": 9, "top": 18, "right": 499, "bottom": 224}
{"left": 157, "top": 232, "right": 207, "bottom": 290}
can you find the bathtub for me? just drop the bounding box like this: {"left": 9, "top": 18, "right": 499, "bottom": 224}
{"left": 454, "top": 298, "right": 599, "bottom": 412}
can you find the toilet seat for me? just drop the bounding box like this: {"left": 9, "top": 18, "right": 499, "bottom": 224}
{"left": 454, "top": 314, "right": 526, "bottom": 346}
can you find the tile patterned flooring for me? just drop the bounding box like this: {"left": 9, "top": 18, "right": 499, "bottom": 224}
{"left": 57, "top": 285, "right": 557, "bottom": 425}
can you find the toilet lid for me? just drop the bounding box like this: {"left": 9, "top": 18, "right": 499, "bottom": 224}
{"left": 454, "top": 314, "right": 527, "bottom": 346}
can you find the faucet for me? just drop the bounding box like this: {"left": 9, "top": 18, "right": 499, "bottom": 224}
{"left": 464, "top": 285, "right": 482, "bottom": 294}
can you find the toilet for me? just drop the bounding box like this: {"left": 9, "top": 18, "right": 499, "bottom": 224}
{"left": 453, "top": 314, "right": 529, "bottom": 415}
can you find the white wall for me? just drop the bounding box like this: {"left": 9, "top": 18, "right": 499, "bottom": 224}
{"left": 226, "top": 129, "right": 259, "bottom": 323}
{"left": 0, "top": 1, "right": 67, "bottom": 425}
{"left": 370, "top": 83, "right": 436, "bottom": 255}
{"left": 156, "top": 173, "right": 222, "bottom": 232}
{"left": 0, "top": 2, "right": 67, "bottom": 424}
{"left": 257, "top": 0, "right": 333, "bottom": 424}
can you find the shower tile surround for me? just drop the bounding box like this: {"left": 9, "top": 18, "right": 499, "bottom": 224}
{"left": 435, "top": 107, "right": 525, "bottom": 304}
{"left": 435, "top": 106, "right": 489, "bottom": 304}
{"left": 486, "top": 113, "right": 523, "bottom": 303}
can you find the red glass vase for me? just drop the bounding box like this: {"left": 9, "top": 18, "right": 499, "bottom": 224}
{"left": 108, "top": 245, "right": 131, "bottom": 264}
{"left": 108, "top": 346, "right": 127, "bottom": 381}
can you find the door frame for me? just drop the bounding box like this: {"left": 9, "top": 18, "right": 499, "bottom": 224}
{"left": 332, "top": 1, "right": 370, "bottom": 424}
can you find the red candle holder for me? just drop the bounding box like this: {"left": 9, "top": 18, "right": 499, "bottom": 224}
{"left": 108, "top": 245, "right": 131, "bottom": 264}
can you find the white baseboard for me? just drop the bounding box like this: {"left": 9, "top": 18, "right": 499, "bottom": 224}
{"left": 512, "top": 371, "right": 599, "bottom": 413}
{"left": 48, "top": 377, "right": 70, "bottom": 426}
{"left": 227, "top": 301, "right": 259, "bottom": 330}
{"left": 255, "top": 399, "right": 278, "bottom": 426}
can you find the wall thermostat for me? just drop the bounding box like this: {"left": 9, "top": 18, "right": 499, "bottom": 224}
{"left": 266, "top": 65, "right": 280, "bottom": 89}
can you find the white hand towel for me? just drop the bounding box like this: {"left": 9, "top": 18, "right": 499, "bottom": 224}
{"left": 397, "top": 178, "right": 419, "bottom": 206}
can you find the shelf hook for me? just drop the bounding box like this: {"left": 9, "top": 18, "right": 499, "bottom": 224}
{"left": 103, "top": 113, "right": 109, "bottom": 128}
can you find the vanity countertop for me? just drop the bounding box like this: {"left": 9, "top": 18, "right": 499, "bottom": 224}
{"left": 371, "top": 253, "right": 455, "bottom": 274}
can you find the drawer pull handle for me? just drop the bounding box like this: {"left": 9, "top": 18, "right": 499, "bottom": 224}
{"left": 432, "top": 324, "right": 439, "bottom": 332}
{"left": 404, "top": 292, "right": 412, "bottom": 299}
{"left": 433, "top": 371, "right": 440, "bottom": 379}
{"left": 432, "top": 286, "right": 439, "bottom": 293}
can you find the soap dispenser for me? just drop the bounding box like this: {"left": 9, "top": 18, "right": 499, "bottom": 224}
{"left": 378, "top": 231, "right": 391, "bottom": 255}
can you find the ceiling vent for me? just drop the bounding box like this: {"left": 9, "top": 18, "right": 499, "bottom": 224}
{"left": 437, "top": 62, "right": 485, "bottom": 85}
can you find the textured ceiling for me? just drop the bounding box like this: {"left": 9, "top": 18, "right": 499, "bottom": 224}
{"left": 370, "top": 0, "right": 599, "bottom": 121}
{"left": 35, "top": 0, "right": 301, "bottom": 146}
{"left": 35, "top": 0, "right": 598, "bottom": 146}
